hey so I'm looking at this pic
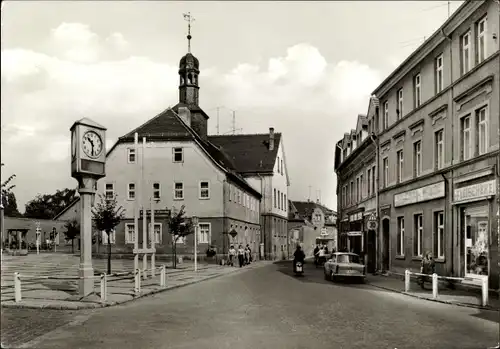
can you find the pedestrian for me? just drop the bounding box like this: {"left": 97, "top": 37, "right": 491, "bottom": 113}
{"left": 228, "top": 245, "right": 236, "bottom": 266}
{"left": 419, "top": 251, "right": 435, "bottom": 289}
{"left": 238, "top": 245, "right": 245, "bottom": 268}
{"left": 246, "top": 244, "right": 252, "bottom": 264}
{"left": 244, "top": 246, "right": 250, "bottom": 265}
{"left": 313, "top": 245, "right": 320, "bottom": 266}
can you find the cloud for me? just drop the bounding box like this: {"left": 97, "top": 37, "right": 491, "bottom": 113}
{"left": 1, "top": 23, "right": 382, "bottom": 211}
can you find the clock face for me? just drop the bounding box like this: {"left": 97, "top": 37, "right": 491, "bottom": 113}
{"left": 71, "top": 131, "right": 77, "bottom": 159}
{"left": 82, "top": 130, "right": 103, "bottom": 158}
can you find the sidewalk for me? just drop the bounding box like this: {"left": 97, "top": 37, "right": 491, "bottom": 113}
{"left": 366, "top": 273, "right": 500, "bottom": 311}
{"left": 1, "top": 261, "right": 272, "bottom": 310}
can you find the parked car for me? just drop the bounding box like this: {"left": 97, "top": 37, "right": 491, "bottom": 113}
{"left": 324, "top": 252, "right": 365, "bottom": 283}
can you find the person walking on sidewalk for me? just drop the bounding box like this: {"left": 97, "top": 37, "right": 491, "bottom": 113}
{"left": 419, "top": 251, "right": 436, "bottom": 289}
{"left": 228, "top": 245, "right": 236, "bottom": 266}
{"left": 246, "top": 244, "right": 252, "bottom": 264}
{"left": 238, "top": 245, "right": 245, "bottom": 268}
{"left": 244, "top": 245, "right": 250, "bottom": 265}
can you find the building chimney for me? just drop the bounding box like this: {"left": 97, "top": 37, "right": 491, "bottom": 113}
{"left": 178, "top": 107, "right": 191, "bottom": 127}
{"left": 269, "top": 127, "right": 275, "bottom": 151}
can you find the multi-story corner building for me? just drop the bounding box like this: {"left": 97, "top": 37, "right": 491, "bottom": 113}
{"left": 288, "top": 200, "right": 337, "bottom": 258}
{"left": 335, "top": 0, "right": 499, "bottom": 288}
{"left": 334, "top": 111, "right": 378, "bottom": 273}
{"left": 209, "top": 129, "right": 290, "bottom": 260}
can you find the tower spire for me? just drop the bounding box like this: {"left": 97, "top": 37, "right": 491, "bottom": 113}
{"left": 183, "top": 12, "right": 195, "bottom": 53}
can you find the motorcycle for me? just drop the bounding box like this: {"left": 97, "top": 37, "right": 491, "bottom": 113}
{"left": 294, "top": 261, "right": 304, "bottom": 276}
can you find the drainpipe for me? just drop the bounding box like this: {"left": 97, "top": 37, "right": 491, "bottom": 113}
{"left": 370, "top": 134, "right": 379, "bottom": 273}
{"left": 257, "top": 173, "right": 265, "bottom": 260}
{"left": 441, "top": 27, "right": 454, "bottom": 277}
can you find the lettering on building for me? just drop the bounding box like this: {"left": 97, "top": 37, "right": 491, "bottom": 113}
{"left": 394, "top": 181, "right": 445, "bottom": 208}
{"left": 454, "top": 180, "right": 496, "bottom": 202}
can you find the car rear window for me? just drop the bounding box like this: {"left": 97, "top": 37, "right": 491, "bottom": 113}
{"left": 337, "top": 254, "right": 360, "bottom": 264}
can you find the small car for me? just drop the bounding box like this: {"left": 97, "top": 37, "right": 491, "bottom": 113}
{"left": 324, "top": 252, "right": 365, "bottom": 283}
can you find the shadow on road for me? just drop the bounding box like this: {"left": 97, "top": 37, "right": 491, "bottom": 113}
{"left": 470, "top": 310, "right": 500, "bottom": 324}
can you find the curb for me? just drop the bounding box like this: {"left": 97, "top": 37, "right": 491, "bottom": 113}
{"left": 1, "top": 262, "right": 270, "bottom": 311}
{"left": 367, "top": 282, "right": 499, "bottom": 312}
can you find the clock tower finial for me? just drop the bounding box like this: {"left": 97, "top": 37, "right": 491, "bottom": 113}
{"left": 183, "top": 12, "right": 194, "bottom": 53}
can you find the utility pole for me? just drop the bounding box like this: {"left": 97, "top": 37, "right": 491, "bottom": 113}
{"left": 232, "top": 110, "right": 236, "bottom": 135}
{"left": 217, "top": 107, "right": 220, "bottom": 135}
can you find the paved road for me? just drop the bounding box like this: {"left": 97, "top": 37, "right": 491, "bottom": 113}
{"left": 2, "top": 262, "right": 498, "bottom": 349}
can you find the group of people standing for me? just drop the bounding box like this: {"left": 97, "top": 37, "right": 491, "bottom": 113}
{"left": 228, "top": 244, "right": 253, "bottom": 268}
{"left": 313, "top": 244, "right": 332, "bottom": 266}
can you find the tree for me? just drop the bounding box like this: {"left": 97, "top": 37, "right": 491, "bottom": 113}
{"left": 91, "top": 194, "right": 124, "bottom": 275}
{"left": 1, "top": 163, "right": 22, "bottom": 217}
{"left": 167, "top": 205, "right": 194, "bottom": 269}
{"left": 64, "top": 219, "right": 80, "bottom": 254}
{"left": 25, "top": 188, "right": 78, "bottom": 220}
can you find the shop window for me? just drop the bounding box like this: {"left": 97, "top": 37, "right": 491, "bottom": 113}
{"left": 462, "top": 205, "right": 488, "bottom": 277}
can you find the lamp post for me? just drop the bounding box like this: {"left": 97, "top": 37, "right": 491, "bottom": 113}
{"left": 35, "top": 222, "right": 41, "bottom": 255}
{"left": 192, "top": 216, "right": 199, "bottom": 272}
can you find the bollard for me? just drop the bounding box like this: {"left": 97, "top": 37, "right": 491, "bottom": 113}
{"left": 134, "top": 269, "right": 141, "bottom": 294}
{"left": 14, "top": 272, "right": 21, "bottom": 303}
{"left": 404, "top": 269, "right": 410, "bottom": 292}
{"left": 481, "top": 277, "right": 488, "bottom": 307}
{"left": 100, "top": 274, "right": 107, "bottom": 302}
{"left": 432, "top": 273, "right": 438, "bottom": 299}
{"left": 151, "top": 254, "right": 156, "bottom": 278}
{"left": 160, "top": 265, "right": 166, "bottom": 288}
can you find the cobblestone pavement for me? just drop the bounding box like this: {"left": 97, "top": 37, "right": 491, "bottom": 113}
{"left": 21, "top": 261, "right": 499, "bottom": 349}
{"left": 0, "top": 308, "right": 84, "bottom": 348}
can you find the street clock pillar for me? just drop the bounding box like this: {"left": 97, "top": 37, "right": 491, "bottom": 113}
{"left": 70, "top": 117, "right": 107, "bottom": 297}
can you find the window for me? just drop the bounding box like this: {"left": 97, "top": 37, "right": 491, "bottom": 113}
{"left": 127, "top": 148, "right": 136, "bottom": 163}
{"left": 372, "top": 165, "right": 376, "bottom": 195}
{"left": 148, "top": 223, "right": 162, "bottom": 244}
{"left": 105, "top": 183, "right": 114, "bottom": 200}
{"left": 477, "top": 17, "right": 487, "bottom": 64}
{"left": 360, "top": 174, "right": 364, "bottom": 200}
{"left": 397, "top": 88, "right": 403, "bottom": 119}
{"left": 229, "top": 185, "right": 232, "bottom": 202}
{"left": 278, "top": 190, "right": 281, "bottom": 209}
{"left": 342, "top": 186, "right": 347, "bottom": 207}
{"left": 477, "top": 107, "right": 488, "bottom": 155}
{"left": 356, "top": 177, "right": 360, "bottom": 202}
{"left": 350, "top": 181, "right": 354, "bottom": 203}
{"left": 414, "top": 74, "right": 421, "bottom": 108}
{"left": 174, "top": 182, "right": 184, "bottom": 199}
{"left": 198, "top": 223, "right": 210, "bottom": 244}
{"left": 397, "top": 217, "right": 405, "bottom": 256}
{"left": 102, "top": 230, "right": 116, "bottom": 244}
{"left": 199, "top": 181, "right": 210, "bottom": 199}
{"left": 281, "top": 159, "right": 283, "bottom": 175}
{"left": 383, "top": 158, "right": 389, "bottom": 187}
{"left": 174, "top": 235, "right": 185, "bottom": 244}
{"left": 127, "top": 183, "right": 135, "bottom": 200}
{"left": 396, "top": 150, "right": 404, "bottom": 183}
{"left": 153, "top": 183, "right": 161, "bottom": 200}
{"left": 383, "top": 101, "right": 389, "bottom": 129}
{"left": 238, "top": 190, "right": 241, "bottom": 205}
{"left": 435, "top": 130, "right": 444, "bottom": 169}
{"left": 284, "top": 194, "right": 286, "bottom": 212}
{"left": 413, "top": 214, "right": 423, "bottom": 257}
{"left": 435, "top": 54, "right": 444, "bottom": 93}
{"left": 173, "top": 147, "right": 183, "bottom": 162}
{"left": 367, "top": 169, "right": 372, "bottom": 197}
{"left": 277, "top": 156, "right": 280, "bottom": 173}
{"left": 461, "top": 116, "right": 472, "bottom": 160}
{"left": 413, "top": 141, "right": 422, "bottom": 177}
{"left": 461, "top": 31, "right": 471, "bottom": 74}
{"left": 281, "top": 192, "right": 284, "bottom": 210}
{"left": 274, "top": 189, "right": 277, "bottom": 208}
{"left": 125, "top": 223, "right": 135, "bottom": 244}
{"left": 434, "top": 211, "right": 445, "bottom": 259}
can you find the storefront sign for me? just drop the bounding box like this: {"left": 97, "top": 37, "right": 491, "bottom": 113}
{"left": 394, "top": 181, "right": 445, "bottom": 207}
{"left": 347, "top": 231, "right": 362, "bottom": 237}
{"left": 349, "top": 212, "right": 363, "bottom": 221}
{"left": 139, "top": 209, "right": 171, "bottom": 219}
{"left": 454, "top": 180, "right": 496, "bottom": 202}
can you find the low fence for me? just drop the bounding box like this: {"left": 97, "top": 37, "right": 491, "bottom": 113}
{"left": 404, "top": 269, "right": 489, "bottom": 307}
{"left": 12, "top": 265, "right": 170, "bottom": 304}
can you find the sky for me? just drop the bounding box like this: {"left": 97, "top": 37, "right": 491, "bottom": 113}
{"left": 1, "top": 0, "right": 464, "bottom": 213}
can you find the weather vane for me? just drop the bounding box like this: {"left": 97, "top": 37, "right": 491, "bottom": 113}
{"left": 183, "top": 12, "right": 195, "bottom": 53}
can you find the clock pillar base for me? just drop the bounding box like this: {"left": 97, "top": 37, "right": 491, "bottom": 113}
{"left": 78, "top": 178, "right": 96, "bottom": 297}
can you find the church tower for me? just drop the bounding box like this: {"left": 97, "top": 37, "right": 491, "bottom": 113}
{"left": 179, "top": 13, "right": 200, "bottom": 106}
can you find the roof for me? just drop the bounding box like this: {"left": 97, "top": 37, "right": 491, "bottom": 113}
{"left": 106, "top": 106, "right": 261, "bottom": 199}
{"left": 53, "top": 197, "right": 81, "bottom": 220}
{"left": 208, "top": 133, "right": 281, "bottom": 174}
{"left": 291, "top": 201, "right": 337, "bottom": 221}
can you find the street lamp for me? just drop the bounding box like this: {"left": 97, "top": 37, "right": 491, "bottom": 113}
{"left": 192, "top": 216, "right": 199, "bottom": 272}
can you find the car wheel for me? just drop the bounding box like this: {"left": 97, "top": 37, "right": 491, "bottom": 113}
{"left": 330, "top": 270, "right": 336, "bottom": 282}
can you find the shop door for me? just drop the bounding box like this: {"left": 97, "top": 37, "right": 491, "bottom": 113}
{"left": 462, "top": 205, "right": 489, "bottom": 280}
{"left": 382, "top": 219, "right": 390, "bottom": 271}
